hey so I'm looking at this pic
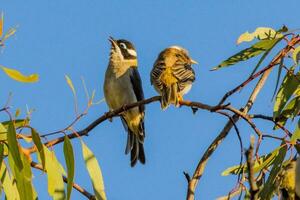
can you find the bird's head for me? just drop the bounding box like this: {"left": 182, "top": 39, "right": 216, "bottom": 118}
{"left": 109, "top": 37, "right": 138, "bottom": 66}
{"left": 168, "top": 46, "right": 198, "bottom": 65}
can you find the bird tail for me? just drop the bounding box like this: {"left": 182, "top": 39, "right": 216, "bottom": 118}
{"left": 122, "top": 117, "right": 145, "bottom": 167}
{"left": 161, "top": 83, "right": 179, "bottom": 109}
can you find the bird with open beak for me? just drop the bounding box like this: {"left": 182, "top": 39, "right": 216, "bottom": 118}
{"left": 150, "top": 46, "right": 197, "bottom": 109}
{"left": 104, "top": 37, "right": 146, "bottom": 167}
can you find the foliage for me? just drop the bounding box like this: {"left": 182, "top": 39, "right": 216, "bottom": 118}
{"left": 0, "top": 13, "right": 106, "bottom": 199}
{"left": 215, "top": 25, "right": 300, "bottom": 199}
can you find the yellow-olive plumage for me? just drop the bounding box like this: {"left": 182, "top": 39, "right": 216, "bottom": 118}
{"left": 151, "top": 46, "right": 197, "bottom": 109}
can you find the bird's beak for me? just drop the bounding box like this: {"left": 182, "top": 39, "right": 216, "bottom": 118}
{"left": 190, "top": 58, "right": 198, "bottom": 64}
{"left": 108, "top": 36, "right": 118, "bottom": 48}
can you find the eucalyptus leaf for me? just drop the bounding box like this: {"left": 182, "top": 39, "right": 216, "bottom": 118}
{"left": 258, "top": 144, "right": 287, "bottom": 199}
{"left": 43, "top": 145, "right": 65, "bottom": 200}
{"left": 212, "top": 39, "right": 280, "bottom": 70}
{"left": 7, "top": 121, "right": 23, "bottom": 170}
{"left": 0, "top": 66, "right": 39, "bottom": 83}
{"left": 273, "top": 70, "right": 300, "bottom": 118}
{"left": 81, "top": 140, "right": 106, "bottom": 200}
{"left": 0, "top": 161, "right": 20, "bottom": 200}
{"left": 237, "top": 27, "right": 281, "bottom": 45}
{"left": 63, "top": 136, "right": 75, "bottom": 200}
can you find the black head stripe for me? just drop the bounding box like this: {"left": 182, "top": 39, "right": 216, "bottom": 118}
{"left": 117, "top": 39, "right": 137, "bottom": 59}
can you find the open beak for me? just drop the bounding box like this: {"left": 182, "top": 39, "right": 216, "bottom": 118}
{"left": 108, "top": 36, "right": 118, "bottom": 48}
{"left": 190, "top": 58, "right": 198, "bottom": 64}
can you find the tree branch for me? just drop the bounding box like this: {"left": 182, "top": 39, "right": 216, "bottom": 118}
{"left": 245, "top": 137, "right": 259, "bottom": 200}
{"left": 27, "top": 96, "right": 228, "bottom": 154}
{"left": 186, "top": 49, "right": 276, "bottom": 200}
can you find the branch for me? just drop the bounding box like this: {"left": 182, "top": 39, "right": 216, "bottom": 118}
{"left": 249, "top": 114, "right": 292, "bottom": 137}
{"left": 30, "top": 161, "right": 95, "bottom": 200}
{"left": 27, "top": 96, "right": 228, "bottom": 154}
{"left": 186, "top": 51, "right": 274, "bottom": 200}
{"left": 245, "top": 137, "right": 259, "bottom": 200}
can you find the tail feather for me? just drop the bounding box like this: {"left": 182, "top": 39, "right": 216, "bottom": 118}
{"left": 161, "top": 83, "right": 178, "bottom": 109}
{"left": 121, "top": 117, "right": 146, "bottom": 167}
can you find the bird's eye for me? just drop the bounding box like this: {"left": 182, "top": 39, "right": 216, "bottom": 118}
{"left": 119, "top": 43, "right": 127, "bottom": 49}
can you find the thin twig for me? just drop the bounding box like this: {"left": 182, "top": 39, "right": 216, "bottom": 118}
{"left": 249, "top": 114, "right": 292, "bottom": 137}
{"left": 30, "top": 161, "right": 95, "bottom": 200}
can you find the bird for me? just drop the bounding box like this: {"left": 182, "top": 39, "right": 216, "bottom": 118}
{"left": 278, "top": 157, "right": 300, "bottom": 200}
{"left": 103, "top": 37, "right": 145, "bottom": 167}
{"left": 150, "top": 46, "right": 197, "bottom": 109}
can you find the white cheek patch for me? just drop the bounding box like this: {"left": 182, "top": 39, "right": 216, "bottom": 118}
{"left": 127, "top": 49, "right": 137, "bottom": 57}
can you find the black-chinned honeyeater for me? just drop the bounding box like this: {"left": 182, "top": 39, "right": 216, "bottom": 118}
{"left": 104, "top": 37, "right": 145, "bottom": 167}
{"left": 150, "top": 46, "right": 197, "bottom": 109}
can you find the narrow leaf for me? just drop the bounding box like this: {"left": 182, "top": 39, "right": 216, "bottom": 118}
{"left": 272, "top": 57, "right": 284, "bottom": 100}
{"left": 8, "top": 146, "right": 35, "bottom": 200}
{"left": 1, "top": 66, "right": 39, "bottom": 83}
{"left": 222, "top": 146, "right": 282, "bottom": 176}
{"left": 0, "top": 144, "right": 4, "bottom": 170}
{"left": 31, "top": 128, "right": 45, "bottom": 169}
{"left": 43, "top": 145, "right": 65, "bottom": 200}
{"left": 273, "top": 70, "right": 300, "bottom": 118}
{"left": 81, "top": 140, "right": 106, "bottom": 200}
{"left": 237, "top": 27, "right": 280, "bottom": 45}
{"left": 0, "top": 162, "right": 20, "bottom": 200}
{"left": 63, "top": 136, "right": 75, "bottom": 200}
{"left": 258, "top": 144, "right": 287, "bottom": 199}
{"left": 293, "top": 46, "right": 300, "bottom": 65}
{"left": 249, "top": 36, "right": 284, "bottom": 77}
{"left": 65, "top": 75, "right": 76, "bottom": 95}
{"left": 291, "top": 120, "right": 300, "bottom": 143}
{"left": 212, "top": 39, "right": 279, "bottom": 70}
{"left": 7, "top": 121, "right": 23, "bottom": 170}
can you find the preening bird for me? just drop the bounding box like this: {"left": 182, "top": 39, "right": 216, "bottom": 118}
{"left": 150, "top": 46, "right": 197, "bottom": 109}
{"left": 103, "top": 37, "right": 145, "bottom": 167}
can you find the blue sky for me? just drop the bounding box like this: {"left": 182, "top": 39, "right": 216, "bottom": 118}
{"left": 1, "top": 1, "right": 300, "bottom": 199}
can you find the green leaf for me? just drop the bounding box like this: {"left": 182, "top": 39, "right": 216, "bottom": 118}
{"left": 2, "top": 119, "right": 29, "bottom": 130}
{"left": 0, "top": 161, "right": 20, "bottom": 200}
{"left": 222, "top": 146, "right": 282, "bottom": 176}
{"left": 248, "top": 36, "right": 284, "bottom": 78}
{"left": 65, "top": 75, "right": 76, "bottom": 95}
{"left": 0, "top": 123, "right": 7, "bottom": 141}
{"left": 273, "top": 70, "right": 300, "bottom": 118}
{"left": 258, "top": 144, "right": 287, "bottom": 199}
{"left": 43, "top": 145, "right": 65, "bottom": 200}
{"left": 293, "top": 46, "right": 300, "bottom": 65}
{"left": 272, "top": 57, "right": 285, "bottom": 100}
{"left": 31, "top": 128, "right": 45, "bottom": 170}
{"left": 0, "top": 66, "right": 39, "bottom": 83}
{"left": 81, "top": 140, "right": 106, "bottom": 200}
{"left": 63, "top": 136, "right": 75, "bottom": 200}
{"left": 0, "top": 143, "right": 4, "bottom": 171}
{"left": 7, "top": 121, "right": 23, "bottom": 170}
{"left": 212, "top": 39, "right": 280, "bottom": 71}
{"left": 291, "top": 120, "right": 300, "bottom": 143}
{"left": 237, "top": 27, "right": 281, "bottom": 45}
{"left": 8, "top": 146, "right": 35, "bottom": 200}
